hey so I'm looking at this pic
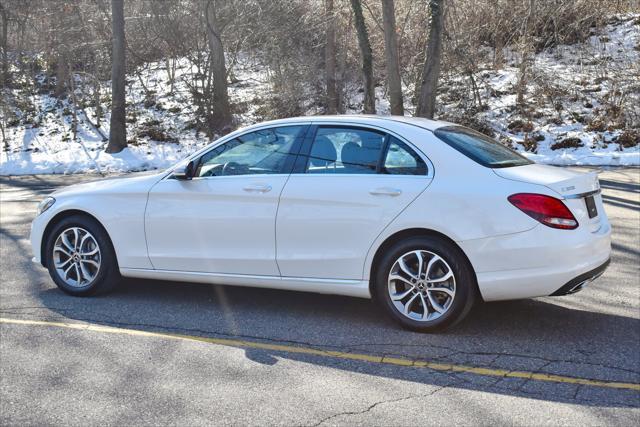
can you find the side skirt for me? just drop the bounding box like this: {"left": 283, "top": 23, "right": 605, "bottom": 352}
{"left": 119, "top": 268, "right": 372, "bottom": 299}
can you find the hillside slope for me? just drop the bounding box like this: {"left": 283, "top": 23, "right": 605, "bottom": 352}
{"left": 1, "top": 14, "right": 638, "bottom": 175}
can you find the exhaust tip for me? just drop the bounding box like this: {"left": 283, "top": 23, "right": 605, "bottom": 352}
{"left": 568, "top": 280, "right": 590, "bottom": 294}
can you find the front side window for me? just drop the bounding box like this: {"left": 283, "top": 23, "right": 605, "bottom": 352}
{"left": 305, "top": 127, "right": 385, "bottom": 174}
{"left": 434, "top": 126, "right": 533, "bottom": 168}
{"left": 195, "top": 126, "right": 304, "bottom": 177}
{"left": 383, "top": 137, "right": 427, "bottom": 175}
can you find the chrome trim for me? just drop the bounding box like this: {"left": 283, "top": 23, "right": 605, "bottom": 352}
{"left": 563, "top": 189, "right": 601, "bottom": 199}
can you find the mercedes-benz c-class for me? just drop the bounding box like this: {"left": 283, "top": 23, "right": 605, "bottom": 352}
{"left": 31, "top": 116, "right": 611, "bottom": 331}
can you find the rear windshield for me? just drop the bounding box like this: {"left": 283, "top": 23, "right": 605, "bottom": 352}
{"left": 433, "top": 126, "right": 533, "bottom": 168}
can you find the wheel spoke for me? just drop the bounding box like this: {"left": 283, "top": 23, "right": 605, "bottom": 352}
{"left": 63, "top": 263, "right": 74, "bottom": 280}
{"left": 74, "top": 263, "right": 82, "bottom": 284}
{"left": 426, "top": 291, "right": 444, "bottom": 313}
{"left": 53, "top": 246, "right": 71, "bottom": 257}
{"left": 80, "top": 259, "right": 99, "bottom": 269}
{"left": 61, "top": 233, "right": 74, "bottom": 252}
{"left": 429, "top": 286, "right": 454, "bottom": 297}
{"left": 425, "top": 254, "right": 441, "bottom": 281}
{"left": 391, "top": 287, "right": 414, "bottom": 301}
{"left": 413, "top": 251, "right": 424, "bottom": 277}
{"left": 54, "top": 258, "right": 72, "bottom": 269}
{"left": 72, "top": 228, "right": 80, "bottom": 250}
{"left": 79, "top": 262, "right": 94, "bottom": 282}
{"left": 397, "top": 257, "right": 417, "bottom": 280}
{"left": 389, "top": 274, "right": 414, "bottom": 287}
{"left": 81, "top": 246, "right": 99, "bottom": 256}
{"left": 403, "top": 293, "right": 419, "bottom": 315}
{"left": 428, "top": 270, "right": 453, "bottom": 283}
{"left": 79, "top": 232, "right": 91, "bottom": 251}
{"left": 419, "top": 293, "right": 429, "bottom": 320}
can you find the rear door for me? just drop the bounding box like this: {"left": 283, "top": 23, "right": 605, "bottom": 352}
{"left": 275, "top": 124, "right": 433, "bottom": 280}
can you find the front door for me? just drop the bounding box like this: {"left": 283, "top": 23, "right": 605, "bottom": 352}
{"left": 145, "top": 125, "right": 306, "bottom": 275}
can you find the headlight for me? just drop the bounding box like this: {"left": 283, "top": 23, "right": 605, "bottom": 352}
{"left": 37, "top": 197, "right": 56, "bottom": 216}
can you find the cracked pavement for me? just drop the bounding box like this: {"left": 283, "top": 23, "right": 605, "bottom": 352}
{"left": 1, "top": 168, "right": 639, "bottom": 425}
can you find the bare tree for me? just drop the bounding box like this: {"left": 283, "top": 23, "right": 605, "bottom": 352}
{"left": 106, "top": 0, "right": 126, "bottom": 153}
{"left": 516, "top": 0, "right": 535, "bottom": 108}
{"left": 351, "top": 0, "right": 375, "bottom": 114}
{"left": 0, "top": 2, "right": 8, "bottom": 87}
{"left": 325, "top": 0, "right": 338, "bottom": 114}
{"left": 416, "top": 0, "right": 445, "bottom": 119}
{"left": 205, "top": 0, "right": 232, "bottom": 132}
{"left": 380, "top": 0, "right": 403, "bottom": 115}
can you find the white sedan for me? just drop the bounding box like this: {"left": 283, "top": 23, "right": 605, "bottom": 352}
{"left": 30, "top": 116, "right": 611, "bottom": 331}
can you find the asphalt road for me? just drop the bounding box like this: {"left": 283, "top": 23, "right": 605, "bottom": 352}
{"left": 1, "top": 168, "right": 639, "bottom": 426}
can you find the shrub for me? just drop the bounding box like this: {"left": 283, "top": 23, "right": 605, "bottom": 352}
{"left": 551, "top": 137, "right": 583, "bottom": 150}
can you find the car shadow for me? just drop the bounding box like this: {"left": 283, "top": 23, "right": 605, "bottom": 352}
{"left": 36, "top": 277, "right": 640, "bottom": 408}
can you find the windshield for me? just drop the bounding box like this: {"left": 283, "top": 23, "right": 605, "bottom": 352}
{"left": 433, "top": 126, "right": 533, "bottom": 168}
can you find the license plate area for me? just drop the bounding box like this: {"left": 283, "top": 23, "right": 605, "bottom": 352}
{"left": 585, "top": 195, "right": 598, "bottom": 218}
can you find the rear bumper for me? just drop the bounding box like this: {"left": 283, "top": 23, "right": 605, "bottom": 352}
{"left": 459, "top": 219, "right": 611, "bottom": 302}
{"left": 550, "top": 258, "right": 610, "bottom": 296}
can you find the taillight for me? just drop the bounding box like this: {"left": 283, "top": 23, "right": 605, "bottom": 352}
{"left": 508, "top": 193, "right": 578, "bottom": 230}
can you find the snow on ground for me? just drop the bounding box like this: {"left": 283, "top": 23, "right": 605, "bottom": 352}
{"left": 436, "top": 14, "right": 640, "bottom": 166}
{"left": 1, "top": 15, "right": 638, "bottom": 175}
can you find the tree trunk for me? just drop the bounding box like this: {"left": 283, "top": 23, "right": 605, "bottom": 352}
{"left": 380, "top": 0, "right": 403, "bottom": 115}
{"left": 325, "top": 0, "right": 338, "bottom": 114}
{"left": 205, "top": 0, "right": 232, "bottom": 132}
{"left": 516, "top": 0, "right": 535, "bottom": 108}
{"left": 54, "top": 53, "right": 68, "bottom": 98}
{"left": 350, "top": 0, "right": 375, "bottom": 114}
{"left": 106, "top": 0, "right": 127, "bottom": 153}
{"left": 416, "top": 0, "right": 445, "bottom": 119}
{"left": 0, "top": 3, "right": 8, "bottom": 88}
{"left": 492, "top": 0, "right": 504, "bottom": 70}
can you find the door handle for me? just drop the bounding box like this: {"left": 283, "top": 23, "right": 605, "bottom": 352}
{"left": 369, "top": 188, "right": 402, "bottom": 197}
{"left": 243, "top": 184, "right": 272, "bottom": 193}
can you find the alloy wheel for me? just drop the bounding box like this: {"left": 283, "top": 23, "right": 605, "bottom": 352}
{"left": 387, "top": 250, "right": 456, "bottom": 322}
{"left": 52, "top": 227, "right": 102, "bottom": 288}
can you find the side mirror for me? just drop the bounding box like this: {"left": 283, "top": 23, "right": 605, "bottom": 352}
{"left": 173, "top": 160, "right": 195, "bottom": 180}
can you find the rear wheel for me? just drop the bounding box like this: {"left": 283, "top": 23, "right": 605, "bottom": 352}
{"left": 373, "top": 236, "right": 477, "bottom": 332}
{"left": 45, "top": 215, "right": 120, "bottom": 296}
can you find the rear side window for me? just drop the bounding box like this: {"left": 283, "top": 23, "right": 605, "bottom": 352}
{"left": 383, "top": 137, "right": 427, "bottom": 175}
{"left": 434, "top": 126, "right": 532, "bottom": 168}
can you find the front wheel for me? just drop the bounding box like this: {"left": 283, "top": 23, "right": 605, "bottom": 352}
{"left": 45, "top": 215, "right": 120, "bottom": 296}
{"left": 373, "top": 236, "right": 477, "bottom": 332}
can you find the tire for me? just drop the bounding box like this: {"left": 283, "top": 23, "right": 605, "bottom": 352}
{"left": 373, "top": 236, "right": 477, "bottom": 332}
{"left": 45, "top": 214, "right": 120, "bottom": 296}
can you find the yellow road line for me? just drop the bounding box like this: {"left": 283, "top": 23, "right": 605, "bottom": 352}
{"left": 2, "top": 317, "right": 639, "bottom": 391}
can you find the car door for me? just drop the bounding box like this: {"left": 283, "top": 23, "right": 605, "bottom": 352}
{"left": 276, "top": 124, "right": 433, "bottom": 280}
{"left": 145, "top": 124, "right": 307, "bottom": 275}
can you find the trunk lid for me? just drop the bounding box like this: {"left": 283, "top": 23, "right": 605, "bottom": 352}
{"left": 493, "top": 164, "right": 599, "bottom": 197}
{"left": 494, "top": 164, "right": 605, "bottom": 233}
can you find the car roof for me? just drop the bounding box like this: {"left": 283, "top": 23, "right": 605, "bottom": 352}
{"left": 246, "top": 115, "right": 456, "bottom": 132}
